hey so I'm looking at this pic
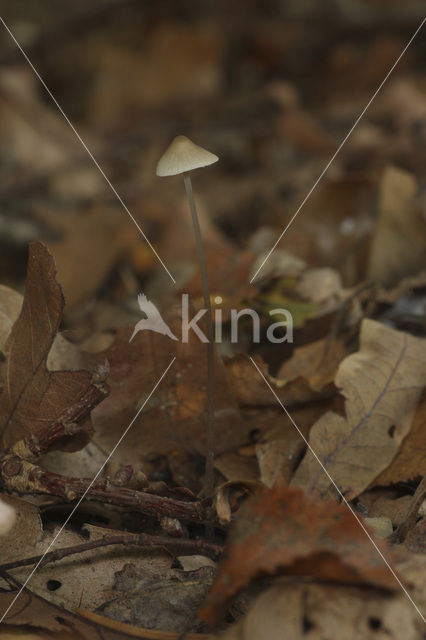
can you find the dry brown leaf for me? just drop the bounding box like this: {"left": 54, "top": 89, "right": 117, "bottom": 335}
{"left": 225, "top": 353, "right": 335, "bottom": 409}
{"left": 0, "top": 243, "right": 94, "bottom": 451}
{"left": 362, "top": 516, "right": 393, "bottom": 539}
{"left": 214, "top": 481, "right": 263, "bottom": 525}
{"left": 212, "top": 581, "right": 422, "bottom": 640}
{"left": 199, "top": 486, "right": 398, "bottom": 626}
{"left": 0, "top": 495, "right": 42, "bottom": 569}
{"left": 0, "top": 285, "right": 23, "bottom": 353}
{"left": 0, "top": 495, "right": 179, "bottom": 623}
{"left": 405, "top": 518, "right": 426, "bottom": 553}
{"left": 358, "top": 489, "right": 412, "bottom": 528}
{"left": 292, "top": 319, "right": 426, "bottom": 499}
{"left": 44, "top": 205, "right": 127, "bottom": 309}
{"left": 276, "top": 337, "right": 346, "bottom": 392}
{"left": 367, "top": 166, "right": 426, "bottom": 287}
{"left": 97, "top": 561, "right": 214, "bottom": 634}
{"left": 373, "top": 391, "right": 426, "bottom": 486}
{"left": 90, "top": 308, "right": 249, "bottom": 487}
{"left": 0, "top": 69, "right": 80, "bottom": 173}
{"left": 0, "top": 590, "right": 114, "bottom": 639}
{"left": 0, "top": 284, "right": 83, "bottom": 373}
{"left": 255, "top": 438, "right": 305, "bottom": 486}
{"left": 91, "top": 23, "right": 221, "bottom": 125}
{"left": 214, "top": 453, "right": 259, "bottom": 483}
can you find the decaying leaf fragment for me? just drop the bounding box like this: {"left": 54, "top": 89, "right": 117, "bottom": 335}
{"left": 199, "top": 486, "right": 398, "bottom": 626}
{"left": 292, "top": 319, "right": 426, "bottom": 499}
{"left": 0, "top": 242, "right": 94, "bottom": 451}
{"left": 367, "top": 166, "right": 426, "bottom": 287}
{"left": 212, "top": 582, "right": 421, "bottom": 640}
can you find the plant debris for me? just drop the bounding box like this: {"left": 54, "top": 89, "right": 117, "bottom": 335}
{"left": 0, "top": 2, "right": 426, "bottom": 638}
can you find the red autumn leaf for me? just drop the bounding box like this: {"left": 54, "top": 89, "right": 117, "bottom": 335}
{"left": 199, "top": 486, "right": 399, "bottom": 626}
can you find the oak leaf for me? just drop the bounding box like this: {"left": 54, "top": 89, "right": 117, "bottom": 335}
{"left": 373, "top": 390, "right": 426, "bottom": 486}
{"left": 292, "top": 319, "right": 426, "bottom": 499}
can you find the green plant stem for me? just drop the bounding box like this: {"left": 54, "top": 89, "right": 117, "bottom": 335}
{"left": 184, "top": 171, "right": 214, "bottom": 500}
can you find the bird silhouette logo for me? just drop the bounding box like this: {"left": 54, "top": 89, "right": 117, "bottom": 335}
{"left": 129, "top": 293, "right": 178, "bottom": 342}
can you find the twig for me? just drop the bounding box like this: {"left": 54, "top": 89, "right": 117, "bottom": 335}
{"left": 0, "top": 363, "right": 212, "bottom": 525}
{"left": 5, "top": 362, "right": 110, "bottom": 463}
{"left": 1, "top": 458, "right": 208, "bottom": 523}
{"left": 390, "top": 476, "right": 426, "bottom": 544}
{"left": 0, "top": 533, "right": 223, "bottom": 573}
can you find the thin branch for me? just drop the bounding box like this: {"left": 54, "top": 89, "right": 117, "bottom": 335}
{"left": 0, "top": 362, "right": 215, "bottom": 526}
{"left": 1, "top": 458, "right": 209, "bottom": 523}
{"left": 0, "top": 533, "right": 223, "bottom": 573}
{"left": 390, "top": 476, "right": 426, "bottom": 544}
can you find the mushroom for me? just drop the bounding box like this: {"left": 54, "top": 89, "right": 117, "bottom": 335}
{"left": 156, "top": 136, "right": 218, "bottom": 498}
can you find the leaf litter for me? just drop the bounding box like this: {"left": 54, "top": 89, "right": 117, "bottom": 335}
{"left": 0, "top": 3, "right": 426, "bottom": 639}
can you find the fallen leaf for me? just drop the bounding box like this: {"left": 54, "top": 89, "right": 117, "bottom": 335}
{"left": 212, "top": 580, "right": 422, "bottom": 640}
{"left": 0, "top": 243, "right": 94, "bottom": 451}
{"left": 90, "top": 23, "right": 222, "bottom": 125}
{"left": 372, "top": 391, "right": 426, "bottom": 486}
{"left": 0, "top": 283, "right": 84, "bottom": 373}
{"left": 99, "top": 561, "right": 214, "bottom": 634}
{"left": 405, "top": 518, "right": 426, "bottom": 554}
{"left": 90, "top": 306, "right": 249, "bottom": 488}
{"left": 291, "top": 319, "right": 426, "bottom": 499}
{"left": 225, "top": 353, "right": 336, "bottom": 408}
{"left": 296, "top": 267, "right": 342, "bottom": 306}
{"left": 0, "top": 590, "right": 113, "bottom": 639}
{"left": 362, "top": 516, "right": 393, "bottom": 539}
{"left": 276, "top": 336, "right": 346, "bottom": 392}
{"left": 0, "top": 69, "right": 80, "bottom": 173}
{"left": 358, "top": 489, "right": 412, "bottom": 528}
{"left": 214, "top": 481, "right": 263, "bottom": 525}
{"left": 44, "top": 204, "right": 127, "bottom": 309}
{"left": 255, "top": 438, "right": 305, "bottom": 486}
{"left": 367, "top": 166, "right": 426, "bottom": 287}
{"left": 0, "top": 494, "right": 43, "bottom": 572}
{"left": 214, "top": 453, "right": 259, "bottom": 483}
{"left": 199, "top": 486, "right": 398, "bottom": 626}
{"left": 0, "top": 284, "right": 23, "bottom": 353}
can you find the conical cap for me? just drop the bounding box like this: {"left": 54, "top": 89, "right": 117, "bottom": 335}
{"left": 156, "top": 135, "right": 218, "bottom": 176}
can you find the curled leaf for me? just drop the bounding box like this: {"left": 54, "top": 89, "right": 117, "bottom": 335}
{"left": 199, "top": 486, "right": 399, "bottom": 626}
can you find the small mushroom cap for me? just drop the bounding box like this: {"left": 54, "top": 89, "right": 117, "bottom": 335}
{"left": 156, "top": 135, "right": 218, "bottom": 177}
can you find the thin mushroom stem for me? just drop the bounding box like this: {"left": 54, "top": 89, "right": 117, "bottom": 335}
{"left": 183, "top": 171, "right": 215, "bottom": 499}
